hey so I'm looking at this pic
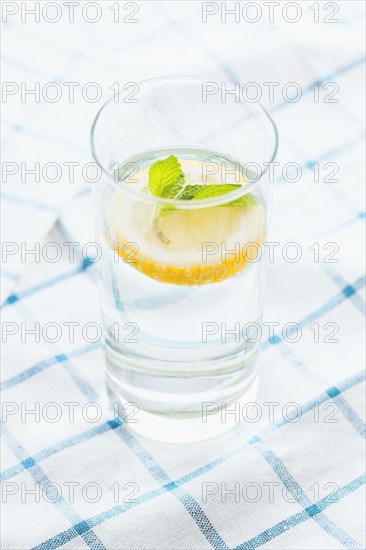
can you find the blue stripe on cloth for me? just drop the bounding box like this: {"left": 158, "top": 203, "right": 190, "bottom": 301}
{"left": 4, "top": 12, "right": 365, "bottom": 550}
{"left": 1, "top": 270, "right": 19, "bottom": 281}
{"left": 8, "top": 370, "right": 364, "bottom": 550}
{"left": 2, "top": 424, "right": 106, "bottom": 550}
{"left": 305, "top": 133, "right": 365, "bottom": 167}
{"left": 3, "top": 53, "right": 84, "bottom": 153}
{"left": 273, "top": 343, "right": 366, "bottom": 440}
{"left": 3, "top": 370, "right": 364, "bottom": 486}
{"left": 296, "top": 275, "right": 365, "bottom": 330}
{"left": 201, "top": 55, "right": 363, "bottom": 140}
{"left": 15, "top": 300, "right": 99, "bottom": 402}
{"left": 264, "top": 274, "right": 366, "bottom": 347}
{"left": 0, "top": 342, "right": 101, "bottom": 391}
{"left": 276, "top": 133, "right": 365, "bottom": 189}
{"left": 0, "top": 419, "right": 123, "bottom": 482}
{"left": 4, "top": 259, "right": 361, "bottom": 370}
{"left": 115, "top": 428, "right": 229, "bottom": 550}
{"left": 31, "top": 484, "right": 172, "bottom": 550}
{"left": 56, "top": 221, "right": 97, "bottom": 281}
{"left": 234, "top": 473, "right": 366, "bottom": 549}
{"left": 153, "top": 1, "right": 240, "bottom": 84}
{"left": 298, "top": 133, "right": 365, "bottom": 205}
{"left": 3, "top": 258, "right": 94, "bottom": 307}
{"left": 271, "top": 56, "right": 365, "bottom": 112}
{"left": 3, "top": 53, "right": 362, "bottom": 164}
{"left": 275, "top": 133, "right": 365, "bottom": 237}
{"left": 321, "top": 265, "right": 366, "bottom": 316}
{"left": 332, "top": 394, "right": 366, "bottom": 439}
{"left": 1, "top": 119, "right": 89, "bottom": 154}
{"left": 251, "top": 441, "right": 362, "bottom": 549}
{"left": 306, "top": 212, "right": 364, "bottom": 239}
{"left": 2, "top": 54, "right": 60, "bottom": 78}
{"left": 275, "top": 341, "right": 328, "bottom": 387}
{"left": 0, "top": 372, "right": 365, "bottom": 485}
{"left": 1, "top": 192, "right": 59, "bottom": 212}
{"left": 31, "top": 469, "right": 366, "bottom": 550}
{"left": 54, "top": 353, "right": 99, "bottom": 401}
{"left": 276, "top": 134, "right": 365, "bottom": 244}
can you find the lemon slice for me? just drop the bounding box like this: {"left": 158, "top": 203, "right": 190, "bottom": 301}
{"left": 106, "top": 160, "right": 265, "bottom": 286}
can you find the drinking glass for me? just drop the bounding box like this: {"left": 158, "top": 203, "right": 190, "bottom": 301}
{"left": 91, "top": 76, "right": 278, "bottom": 442}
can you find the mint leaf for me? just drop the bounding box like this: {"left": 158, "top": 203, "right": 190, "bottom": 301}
{"left": 190, "top": 184, "right": 241, "bottom": 200}
{"left": 224, "top": 193, "right": 259, "bottom": 207}
{"left": 158, "top": 205, "right": 176, "bottom": 218}
{"left": 226, "top": 193, "right": 259, "bottom": 206}
{"left": 182, "top": 183, "right": 258, "bottom": 207}
{"left": 166, "top": 173, "right": 185, "bottom": 199}
{"left": 149, "top": 156, "right": 185, "bottom": 198}
{"left": 149, "top": 157, "right": 258, "bottom": 224}
{"left": 175, "top": 184, "right": 207, "bottom": 200}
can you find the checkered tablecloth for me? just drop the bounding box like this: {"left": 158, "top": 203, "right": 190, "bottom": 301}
{"left": 1, "top": 2, "right": 365, "bottom": 549}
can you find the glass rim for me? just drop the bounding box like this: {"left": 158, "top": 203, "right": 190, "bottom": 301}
{"left": 90, "top": 75, "right": 278, "bottom": 208}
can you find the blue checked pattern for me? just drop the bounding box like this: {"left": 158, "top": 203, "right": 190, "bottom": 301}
{"left": 1, "top": 2, "right": 365, "bottom": 549}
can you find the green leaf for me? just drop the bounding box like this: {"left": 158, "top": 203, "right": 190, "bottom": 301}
{"left": 149, "top": 157, "right": 258, "bottom": 224}
{"left": 224, "top": 193, "right": 259, "bottom": 207}
{"left": 179, "top": 183, "right": 259, "bottom": 207}
{"left": 158, "top": 204, "right": 176, "bottom": 218}
{"left": 190, "top": 184, "right": 241, "bottom": 200}
{"left": 175, "top": 184, "right": 207, "bottom": 200}
{"left": 148, "top": 156, "right": 185, "bottom": 198}
{"left": 166, "top": 173, "right": 185, "bottom": 199}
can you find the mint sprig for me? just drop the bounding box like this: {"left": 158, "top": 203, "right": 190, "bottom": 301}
{"left": 148, "top": 155, "right": 185, "bottom": 198}
{"left": 148, "top": 155, "right": 258, "bottom": 213}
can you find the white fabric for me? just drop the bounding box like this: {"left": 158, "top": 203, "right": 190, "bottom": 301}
{"left": 1, "top": 2, "right": 365, "bottom": 549}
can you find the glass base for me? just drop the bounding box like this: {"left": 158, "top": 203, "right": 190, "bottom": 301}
{"left": 105, "top": 343, "right": 260, "bottom": 443}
